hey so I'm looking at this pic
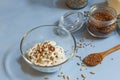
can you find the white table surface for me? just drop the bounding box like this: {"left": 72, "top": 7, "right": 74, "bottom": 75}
{"left": 1, "top": 0, "right": 120, "bottom": 80}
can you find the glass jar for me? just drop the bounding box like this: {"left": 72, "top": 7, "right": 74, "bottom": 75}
{"left": 66, "top": 0, "right": 88, "bottom": 9}
{"left": 59, "top": 11, "right": 84, "bottom": 32}
{"left": 87, "top": 5, "right": 117, "bottom": 38}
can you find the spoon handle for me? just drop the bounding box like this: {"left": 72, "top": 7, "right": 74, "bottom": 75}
{"left": 102, "top": 44, "right": 120, "bottom": 57}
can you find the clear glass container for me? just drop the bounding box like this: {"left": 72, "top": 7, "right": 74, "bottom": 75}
{"left": 66, "top": 0, "right": 88, "bottom": 9}
{"left": 20, "top": 25, "right": 76, "bottom": 73}
{"left": 59, "top": 11, "right": 84, "bottom": 32}
{"left": 87, "top": 5, "right": 117, "bottom": 38}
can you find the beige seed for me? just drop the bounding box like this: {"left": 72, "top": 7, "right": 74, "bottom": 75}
{"left": 81, "top": 63, "right": 86, "bottom": 67}
{"left": 82, "top": 37, "right": 87, "bottom": 41}
{"left": 90, "top": 71, "right": 96, "bottom": 74}
{"left": 58, "top": 74, "right": 63, "bottom": 77}
{"left": 83, "top": 78, "right": 87, "bottom": 80}
{"left": 63, "top": 74, "right": 66, "bottom": 79}
{"left": 77, "top": 62, "right": 81, "bottom": 65}
{"left": 80, "top": 67, "right": 86, "bottom": 71}
{"left": 81, "top": 74, "right": 86, "bottom": 78}
{"left": 67, "top": 75, "right": 70, "bottom": 80}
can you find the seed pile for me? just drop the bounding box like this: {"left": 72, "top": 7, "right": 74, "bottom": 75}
{"left": 27, "top": 40, "right": 66, "bottom": 66}
{"left": 83, "top": 53, "right": 103, "bottom": 66}
{"left": 88, "top": 12, "right": 116, "bottom": 36}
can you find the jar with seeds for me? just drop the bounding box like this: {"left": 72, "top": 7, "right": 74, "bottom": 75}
{"left": 66, "top": 0, "right": 88, "bottom": 9}
{"left": 87, "top": 4, "right": 117, "bottom": 38}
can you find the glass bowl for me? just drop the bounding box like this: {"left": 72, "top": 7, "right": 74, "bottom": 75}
{"left": 59, "top": 11, "right": 84, "bottom": 32}
{"left": 20, "top": 25, "right": 76, "bottom": 73}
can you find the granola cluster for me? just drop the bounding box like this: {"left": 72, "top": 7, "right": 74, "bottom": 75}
{"left": 27, "top": 40, "right": 66, "bottom": 66}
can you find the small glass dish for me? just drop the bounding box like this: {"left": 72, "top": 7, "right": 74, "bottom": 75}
{"left": 59, "top": 11, "right": 85, "bottom": 32}
{"left": 20, "top": 25, "right": 76, "bottom": 73}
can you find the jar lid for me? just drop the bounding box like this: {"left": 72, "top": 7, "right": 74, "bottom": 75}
{"left": 59, "top": 11, "right": 85, "bottom": 32}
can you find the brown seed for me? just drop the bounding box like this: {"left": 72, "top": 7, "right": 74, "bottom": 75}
{"left": 48, "top": 46, "right": 55, "bottom": 51}
{"left": 79, "top": 44, "right": 83, "bottom": 48}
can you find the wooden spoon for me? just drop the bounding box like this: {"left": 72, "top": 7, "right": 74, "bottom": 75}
{"left": 83, "top": 44, "right": 120, "bottom": 66}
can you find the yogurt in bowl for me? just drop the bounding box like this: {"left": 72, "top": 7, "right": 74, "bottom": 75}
{"left": 27, "top": 40, "right": 66, "bottom": 66}
{"left": 20, "top": 25, "right": 76, "bottom": 73}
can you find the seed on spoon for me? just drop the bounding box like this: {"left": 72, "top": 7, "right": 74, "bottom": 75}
{"left": 83, "top": 53, "right": 103, "bottom": 66}
{"left": 83, "top": 44, "right": 120, "bottom": 66}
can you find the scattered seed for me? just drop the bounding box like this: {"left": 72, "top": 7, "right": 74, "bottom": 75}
{"left": 90, "top": 71, "right": 96, "bottom": 74}
{"left": 82, "top": 37, "right": 87, "bottom": 41}
{"left": 58, "top": 74, "right": 63, "bottom": 77}
{"left": 67, "top": 75, "right": 70, "bottom": 80}
{"left": 44, "top": 77, "right": 49, "bottom": 80}
{"left": 79, "top": 40, "right": 82, "bottom": 42}
{"left": 79, "top": 44, "right": 83, "bottom": 48}
{"left": 83, "top": 78, "right": 87, "bottom": 80}
{"left": 81, "top": 63, "right": 86, "bottom": 67}
{"left": 76, "top": 55, "right": 82, "bottom": 61}
{"left": 77, "top": 62, "right": 81, "bottom": 65}
{"left": 80, "top": 67, "right": 87, "bottom": 71}
{"left": 63, "top": 74, "right": 66, "bottom": 79}
{"left": 81, "top": 74, "right": 86, "bottom": 79}
{"left": 77, "top": 41, "right": 81, "bottom": 44}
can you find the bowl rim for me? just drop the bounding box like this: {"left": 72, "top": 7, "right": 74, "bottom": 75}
{"left": 20, "top": 25, "right": 76, "bottom": 68}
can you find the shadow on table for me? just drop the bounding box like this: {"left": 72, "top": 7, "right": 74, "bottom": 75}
{"left": 27, "top": 0, "right": 69, "bottom": 9}
{"left": 3, "top": 44, "right": 55, "bottom": 79}
{"left": 73, "top": 23, "right": 99, "bottom": 40}
{"left": 18, "top": 57, "right": 47, "bottom": 77}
